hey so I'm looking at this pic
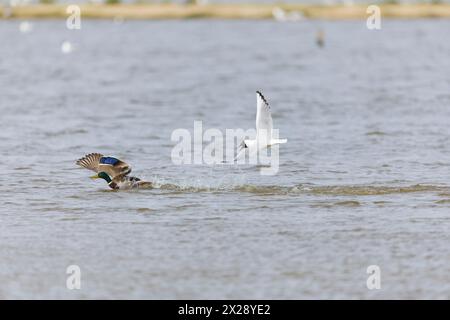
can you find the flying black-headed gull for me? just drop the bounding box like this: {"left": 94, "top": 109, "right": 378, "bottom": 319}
{"left": 235, "top": 91, "right": 287, "bottom": 161}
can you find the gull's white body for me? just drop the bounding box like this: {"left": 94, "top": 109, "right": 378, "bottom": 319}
{"left": 235, "top": 91, "right": 287, "bottom": 160}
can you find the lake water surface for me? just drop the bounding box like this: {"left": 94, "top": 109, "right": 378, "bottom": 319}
{"left": 0, "top": 19, "right": 449, "bottom": 299}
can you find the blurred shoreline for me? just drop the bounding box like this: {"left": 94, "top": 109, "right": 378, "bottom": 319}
{"left": 1, "top": 3, "right": 450, "bottom": 20}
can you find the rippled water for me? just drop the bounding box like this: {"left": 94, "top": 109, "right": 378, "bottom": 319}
{"left": 1, "top": 19, "right": 449, "bottom": 299}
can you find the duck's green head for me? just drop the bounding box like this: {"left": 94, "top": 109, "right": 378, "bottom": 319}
{"left": 90, "top": 172, "right": 112, "bottom": 183}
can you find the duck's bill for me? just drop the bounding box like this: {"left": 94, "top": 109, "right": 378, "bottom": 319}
{"left": 90, "top": 174, "right": 100, "bottom": 179}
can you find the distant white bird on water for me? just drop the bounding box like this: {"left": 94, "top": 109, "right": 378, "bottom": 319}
{"left": 235, "top": 91, "right": 287, "bottom": 161}
{"left": 61, "top": 41, "right": 73, "bottom": 54}
{"left": 19, "top": 21, "right": 33, "bottom": 33}
{"left": 272, "top": 7, "right": 303, "bottom": 22}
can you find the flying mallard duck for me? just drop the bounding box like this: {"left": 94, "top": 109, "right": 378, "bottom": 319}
{"left": 76, "top": 153, "right": 152, "bottom": 190}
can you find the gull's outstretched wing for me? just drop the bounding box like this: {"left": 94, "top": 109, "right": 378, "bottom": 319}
{"left": 76, "top": 153, "right": 132, "bottom": 178}
{"left": 255, "top": 91, "right": 273, "bottom": 142}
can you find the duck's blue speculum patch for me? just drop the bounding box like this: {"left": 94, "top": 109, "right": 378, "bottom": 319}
{"left": 100, "top": 157, "right": 120, "bottom": 165}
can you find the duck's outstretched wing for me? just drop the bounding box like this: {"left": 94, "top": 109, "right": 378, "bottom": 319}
{"left": 98, "top": 156, "right": 132, "bottom": 177}
{"left": 76, "top": 153, "right": 103, "bottom": 172}
{"left": 76, "top": 153, "right": 132, "bottom": 178}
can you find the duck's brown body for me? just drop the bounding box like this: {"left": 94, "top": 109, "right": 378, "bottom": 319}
{"left": 108, "top": 175, "right": 153, "bottom": 190}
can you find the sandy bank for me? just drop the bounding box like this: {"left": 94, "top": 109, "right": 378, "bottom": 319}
{"left": 1, "top": 4, "right": 450, "bottom": 20}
